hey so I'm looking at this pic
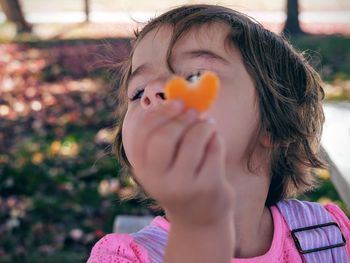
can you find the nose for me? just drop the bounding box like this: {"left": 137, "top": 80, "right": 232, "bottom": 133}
{"left": 141, "top": 79, "right": 167, "bottom": 109}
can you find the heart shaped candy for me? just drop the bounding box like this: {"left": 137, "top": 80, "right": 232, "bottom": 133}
{"left": 164, "top": 71, "right": 220, "bottom": 112}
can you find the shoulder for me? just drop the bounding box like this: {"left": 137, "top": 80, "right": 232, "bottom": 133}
{"left": 87, "top": 233, "right": 151, "bottom": 263}
{"left": 276, "top": 199, "right": 350, "bottom": 259}
{"left": 323, "top": 202, "right": 350, "bottom": 256}
{"left": 86, "top": 216, "right": 170, "bottom": 263}
{"left": 323, "top": 202, "right": 350, "bottom": 232}
{"left": 277, "top": 199, "right": 350, "bottom": 237}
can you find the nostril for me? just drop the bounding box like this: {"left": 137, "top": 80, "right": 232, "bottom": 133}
{"left": 143, "top": 97, "right": 151, "bottom": 105}
{"left": 157, "top": 92, "right": 166, "bottom": 100}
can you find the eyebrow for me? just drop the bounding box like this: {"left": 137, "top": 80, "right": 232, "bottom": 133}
{"left": 128, "top": 64, "right": 149, "bottom": 85}
{"left": 181, "top": 49, "right": 230, "bottom": 65}
{"left": 127, "top": 49, "right": 229, "bottom": 91}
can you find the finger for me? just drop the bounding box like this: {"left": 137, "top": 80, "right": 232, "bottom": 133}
{"left": 146, "top": 108, "right": 198, "bottom": 171}
{"left": 133, "top": 100, "right": 185, "bottom": 167}
{"left": 172, "top": 119, "right": 217, "bottom": 177}
{"left": 195, "top": 132, "right": 230, "bottom": 210}
{"left": 196, "top": 131, "right": 225, "bottom": 179}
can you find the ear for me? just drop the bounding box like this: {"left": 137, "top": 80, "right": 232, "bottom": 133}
{"left": 260, "top": 132, "right": 272, "bottom": 148}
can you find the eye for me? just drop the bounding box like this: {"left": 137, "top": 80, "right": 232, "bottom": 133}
{"left": 185, "top": 71, "right": 202, "bottom": 83}
{"left": 130, "top": 87, "right": 145, "bottom": 101}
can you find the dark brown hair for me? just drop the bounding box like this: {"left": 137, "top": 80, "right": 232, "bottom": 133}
{"left": 112, "top": 4, "right": 326, "bottom": 208}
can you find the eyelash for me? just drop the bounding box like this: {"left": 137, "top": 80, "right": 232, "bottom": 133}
{"left": 130, "top": 87, "right": 144, "bottom": 101}
{"left": 129, "top": 71, "right": 203, "bottom": 102}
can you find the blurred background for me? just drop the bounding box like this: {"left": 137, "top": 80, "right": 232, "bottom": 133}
{"left": 0, "top": 0, "right": 349, "bottom": 262}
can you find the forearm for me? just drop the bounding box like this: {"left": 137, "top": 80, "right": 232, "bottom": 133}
{"left": 164, "top": 217, "right": 235, "bottom": 263}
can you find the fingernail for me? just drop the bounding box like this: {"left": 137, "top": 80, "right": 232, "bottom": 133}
{"left": 207, "top": 117, "right": 216, "bottom": 123}
{"left": 170, "top": 100, "right": 184, "bottom": 111}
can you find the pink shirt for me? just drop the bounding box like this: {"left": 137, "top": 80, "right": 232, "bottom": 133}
{"left": 87, "top": 203, "right": 350, "bottom": 262}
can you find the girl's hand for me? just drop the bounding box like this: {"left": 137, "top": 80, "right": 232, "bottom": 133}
{"left": 131, "top": 100, "right": 235, "bottom": 228}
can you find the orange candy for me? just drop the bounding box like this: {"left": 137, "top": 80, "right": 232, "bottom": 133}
{"left": 164, "top": 71, "right": 220, "bottom": 112}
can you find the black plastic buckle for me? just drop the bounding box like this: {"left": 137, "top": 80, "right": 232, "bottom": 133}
{"left": 291, "top": 222, "right": 346, "bottom": 254}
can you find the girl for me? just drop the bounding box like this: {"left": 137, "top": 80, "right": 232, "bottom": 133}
{"left": 88, "top": 4, "right": 350, "bottom": 263}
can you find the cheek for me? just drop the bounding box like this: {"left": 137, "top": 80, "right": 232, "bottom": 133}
{"left": 207, "top": 92, "right": 259, "bottom": 161}
{"left": 121, "top": 111, "right": 136, "bottom": 167}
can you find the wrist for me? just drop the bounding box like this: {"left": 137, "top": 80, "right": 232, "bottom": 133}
{"left": 167, "top": 210, "right": 234, "bottom": 229}
{"left": 166, "top": 215, "right": 236, "bottom": 263}
{"left": 170, "top": 212, "right": 235, "bottom": 237}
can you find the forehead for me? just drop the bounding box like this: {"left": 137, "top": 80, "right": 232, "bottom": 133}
{"left": 131, "top": 22, "right": 234, "bottom": 69}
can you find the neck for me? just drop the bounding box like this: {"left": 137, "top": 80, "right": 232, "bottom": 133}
{"left": 226, "top": 152, "right": 273, "bottom": 258}
{"left": 232, "top": 193, "right": 273, "bottom": 258}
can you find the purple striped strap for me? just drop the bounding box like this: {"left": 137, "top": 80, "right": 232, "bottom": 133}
{"left": 130, "top": 223, "right": 168, "bottom": 263}
{"left": 277, "top": 199, "right": 348, "bottom": 262}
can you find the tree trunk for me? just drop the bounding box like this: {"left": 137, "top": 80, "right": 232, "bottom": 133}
{"left": 283, "top": 0, "right": 303, "bottom": 36}
{"left": 0, "top": 0, "right": 32, "bottom": 33}
{"left": 84, "top": 0, "right": 90, "bottom": 23}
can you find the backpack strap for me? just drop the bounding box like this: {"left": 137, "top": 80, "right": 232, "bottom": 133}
{"left": 277, "top": 199, "right": 348, "bottom": 262}
{"left": 130, "top": 223, "right": 168, "bottom": 263}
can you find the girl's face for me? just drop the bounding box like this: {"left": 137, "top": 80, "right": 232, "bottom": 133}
{"left": 122, "top": 23, "right": 262, "bottom": 170}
